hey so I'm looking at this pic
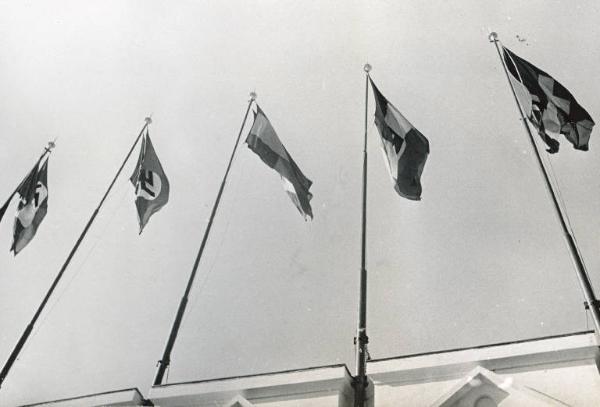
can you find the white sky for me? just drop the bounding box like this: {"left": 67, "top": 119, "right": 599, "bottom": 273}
{"left": 1, "top": 1, "right": 599, "bottom": 405}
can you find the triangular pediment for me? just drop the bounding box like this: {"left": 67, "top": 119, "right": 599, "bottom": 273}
{"left": 226, "top": 394, "right": 254, "bottom": 407}
{"left": 431, "top": 366, "right": 568, "bottom": 406}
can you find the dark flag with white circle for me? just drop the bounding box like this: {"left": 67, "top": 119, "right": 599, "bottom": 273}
{"left": 10, "top": 159, "right": 49, "bottom": 255}
{"left": 130, "top": 130, "right": 170, "bottom": 233}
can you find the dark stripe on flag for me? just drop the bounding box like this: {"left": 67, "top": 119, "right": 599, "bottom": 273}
{"left": 503, "top": 46, "right": 594, "bottom": 153}
{"left": 369, "top": 78, "right": 429, "bottom": 201}
{"left": 246, "top": 106, "right": 313, "bottom": 219}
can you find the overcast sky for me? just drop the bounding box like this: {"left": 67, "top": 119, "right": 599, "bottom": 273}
{"left": 1, "top": 1, "right": 600, "bottom": 406}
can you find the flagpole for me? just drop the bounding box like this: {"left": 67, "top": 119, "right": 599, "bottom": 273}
{"left": 354, "top": 64, "right": 371, "bottom": 407}
{"left": 0, "top": 118, "right": 151, "bottom": 389}
{"left": 489, "top": 32, "right": 600, "bottom": 341}
{"left": 153, "top": 93, "right": 256, "bottom": 386}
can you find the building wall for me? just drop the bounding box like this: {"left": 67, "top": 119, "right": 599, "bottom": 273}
{"left": 251, "top": 393, "right": 341, "bottom": 407}
{"left": 371, "top": 363, "right": 600, "bottom": 407}
{"left": 373, "top": 379, "right": 458, "bottom": 407}
{"left": 508, "top": 364, "right": 600, "bottom": 406}
{"left": 23, "top": 333, "right": 600, "bottom": 407}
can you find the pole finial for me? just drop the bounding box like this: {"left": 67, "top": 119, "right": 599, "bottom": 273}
{"left": 364, "top": 63, "right": 372, "bottom": 73}
{"left": 488, "top": 31, "right": 499, "bottom": 42}
{"left": 145, "top": 116, "right": 152, "bottom": 125}
{"left": 249, "top": 91, "right": 257, "bottom": 101}
{"left": 44, "top": 138, "right": 57, "bottom": 154}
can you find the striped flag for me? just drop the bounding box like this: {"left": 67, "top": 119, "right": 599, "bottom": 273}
{"left": 10, "top": 159, "right": 49, "bottom": 255}
{"left": 130, "top": 130, "right": 170, "bottom": 233}
{"left": 370, "top": 78, "right": 430, "bottom": 200}
{"left": 503, "top": 46, "right": 594, "bottom": 153}
{"left": 246, "top": 105, "right": 313, "bottom": 219}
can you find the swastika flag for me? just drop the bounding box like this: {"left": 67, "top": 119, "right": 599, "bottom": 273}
{"left": 130, "top": 130, "right": 170, "bottom": 233}
{"left": 11, "top": 159, "right": 49, "bottom": 255}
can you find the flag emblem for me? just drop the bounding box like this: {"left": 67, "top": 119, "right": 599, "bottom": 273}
{"left": 369, "top": 78, "right": 430, "bottom": 200}
{"left": 11, "top": 159, "right": 49, "bottom": 254}
{"left": 130, "top": 130, "right": 169, "bottom": 233}
{"left": 16, "top": 181, "right": 47, "bottom": 228}
{"left": 246, "top": 105, "right": 314, "bottom": 219}
{"left": 135, "top": 170, "right": 163, "bottom": 201}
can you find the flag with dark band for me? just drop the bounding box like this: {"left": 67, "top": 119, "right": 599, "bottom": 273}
{"left": 246, "top": 105, "right": 313, "bottom": 219}
{"left": 10, "top": 159, "right": 49, "bottom": 255}
{"left": 503, "top": 46, "right": 594, "bottom": 153}
{"left": 130, "top": 130, "right": 170, "bottom": 233}
{"left": 369, "top": 78, "right": 430, "bottom": 200}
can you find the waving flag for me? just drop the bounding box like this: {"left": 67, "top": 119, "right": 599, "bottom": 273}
{"left": 370, "top": 78, "right": 430, "bottom": 200}
{"left": 10, "top": 159, "right": 49, "bottom": 255}
{"left": 246, "top": 105, "right": 313, "bottom": 219}
{"left": 130, "top": 131, "right": 170, "bottom": 233}
{"left": 503, "top": 46, "right": 594, "bottom": 153}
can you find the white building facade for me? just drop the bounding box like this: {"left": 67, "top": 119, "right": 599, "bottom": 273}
{"left": 25, "top": 331, "right": 600, "bottom": 407}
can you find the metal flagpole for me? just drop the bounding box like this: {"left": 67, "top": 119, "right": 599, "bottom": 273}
{"left": 489, "top": 32, "right": 600, "bottom": 341}
{"left": 354, "top": 64, "right": 371, "bottom": 407}
{"left": 0, "top": 118, "right": 151, "bottom": 389}
{"left": 153, "top": 93, "right": 256, "bottom": 386}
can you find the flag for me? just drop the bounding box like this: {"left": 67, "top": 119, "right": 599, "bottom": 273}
{"left": 130, "top": 130, "right": 170, "bottom": 233}
{"left": 0, "top": 195, "right": 12, "bottom": 224}
{"left": 369, "top": 78, "right": 430, "bottom": 200}
{"left": 503, "top": 46, "right": 594, "bottom": 153}
{"left": 10, "top": 159, "right": 49, "bottom": 255}
{"left": 246, "top": 105, "right": 313, "bottom": 219}
{"left": 0, "top": 166, "right": 37, "bottom": 225}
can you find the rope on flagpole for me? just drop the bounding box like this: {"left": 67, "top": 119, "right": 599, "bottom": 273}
{"left": 182, "top": 114, "right": 253, "bottom": 327}
{"left": 354, "top": 63, "right": 371, "bottom": 407}
{"left": 489, "top": 31, "right": 600, "bottom": 343}
{"left": 153, "top": 93, "right": 256, "bottom": 386}
{"left": 28, "top": 180, "right": 134, "bottom": 349}
{"left": 0, "top": 118, "right": 150, "bottom": 389}
{"left": 180, "top": 154, "right": 248, "bottom": 329}
{"left": 527, "top": 140, "right": 592, "bottom": 331}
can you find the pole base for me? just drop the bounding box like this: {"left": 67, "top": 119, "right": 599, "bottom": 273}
{"left": 352, "top": 376, "right": 374, "bottom": 407}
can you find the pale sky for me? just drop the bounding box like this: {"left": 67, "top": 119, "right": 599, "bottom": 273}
{"left": 1, "top": 1, "right": 599, "bottom": 406}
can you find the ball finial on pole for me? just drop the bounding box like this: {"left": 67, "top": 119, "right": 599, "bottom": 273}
{"left": 145, "top": 116, "right": 153, "bottom": 125}
{"left": 44, "top": 139, "right": 57, "bottom": 154}
{"left": 488, "top": 32, "right": 499, "bottom": 42}
{"left": 364, "top": 63, "right": 372, "bottom": 73}
{"left": 249, "top": 91, "right": 257, "bottom": 101}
